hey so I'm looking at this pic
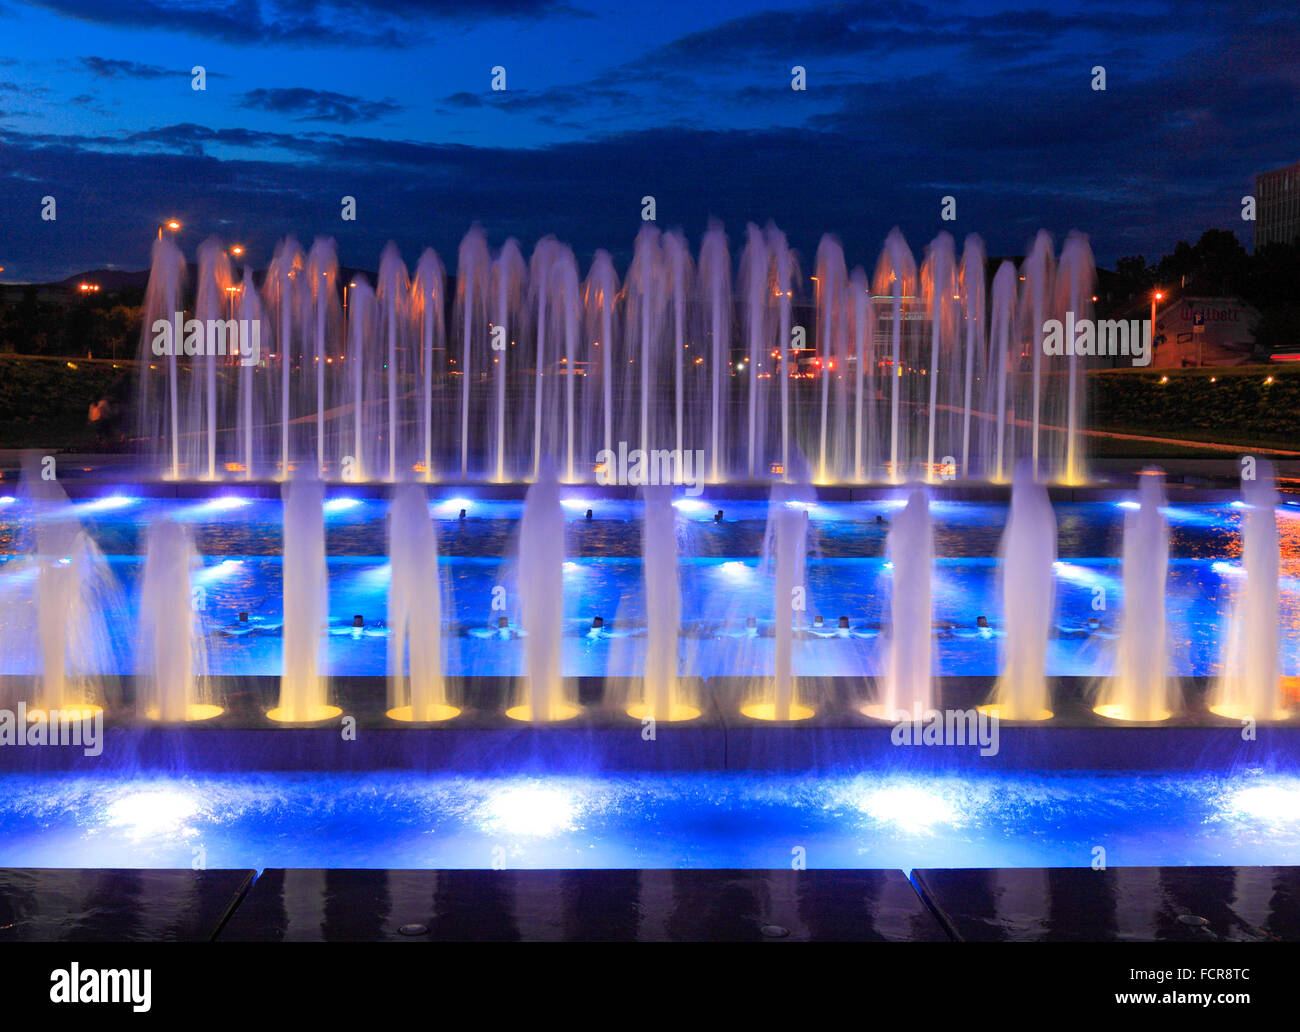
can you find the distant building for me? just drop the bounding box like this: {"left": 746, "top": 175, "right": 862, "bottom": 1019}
{"left": 1151, "top": 296, "right": 1260, "bottom": 367}
{"left": 1255, "top": 159, "right": 1300, "bottom": 250}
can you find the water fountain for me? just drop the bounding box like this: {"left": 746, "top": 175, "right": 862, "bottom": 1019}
{"left": 268, "top": 475, "right": 339, "bottom": 723}
{"left": 1208, "top": 462, "right": 1288, "bottom": 721}
{"left": 508, "top": 468, "right": 579, "bottom": 722}
{"left": 741, "top": 481, "right": 815, "bottom": 721}
{"left": 0, "top": 457, "right": 123, "bottom": 718}
{"left": 138, "top": 519, "right": 221, "bottom": 721}
{"left": 624, "top": 487, "right": 698, "bottom": 722}
{"left": 386, "top": 484, "right": 458, "bottom": 722}
{"left": 133, "top": 222, "right": 1097, "bottom": 487}
{"left": 983, "top": 465, "right": 1056, "bottom": 720}
{"left": 1094, "top": 469, "right": 1176, "bottom": 722}
{"left": 864, "top": 485, "right": 935, "bottom": 719}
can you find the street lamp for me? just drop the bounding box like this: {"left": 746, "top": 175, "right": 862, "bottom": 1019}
{"left": 158, "top": 218, "right": 181, "bottom": 240}
{"left": 230, "top": 244, "right": 245, "bottom": 258}
{"left": 1150, "top": 289, "right": 1164, "bottom": 364}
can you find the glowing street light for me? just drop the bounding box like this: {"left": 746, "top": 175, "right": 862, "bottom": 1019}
{"left": 229, "top": 244, "right": 245, "bottom": 258}
{"left": 158, "top": 218, "right": 181, "bottom": 240}
{"left": 1150, "top": 288, "right": 1164, "bottom": 363}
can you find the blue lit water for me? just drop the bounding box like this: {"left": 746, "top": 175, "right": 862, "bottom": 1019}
{"left": 0, "top": 769, "right": 1298, "bottom": 871}
{"left": 1, "top": 495, "right": 1298, "bottom": 679}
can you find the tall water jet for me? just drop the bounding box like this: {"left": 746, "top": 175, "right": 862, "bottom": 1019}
{"left": 1019, "top": 231, "right": 1055, "bottom": 478}
{"left": 739, "top": 224, "right": 770, "bottom": 477}
{"left": 268, "top": 476, "right": 339, "bottom": 722}
{"left": 1209, "top": 463, "right": 1287, "bottom": 720}
{"left": 741, "top": 481, "right": 815, "bottom": 721}
{"left": 490, "top": 239, "right": 527, "bottom": 481}
{"left": 376, "top": 243, "right": 413, "bottom": 481}
{"left": 814, "top": 235, "right": 847, "bottom": 483}
{"left": 984, "top": 465, "right": 1055, "bottom": 720}
{"left": 138, "top": 519, "right": 220, "bottom": 721}
{"left": 623, "top": 487, "right": 698, "bottom": 721}
{"left": 865, "top": 485, "right": 934, "bottom": 718}
{"left": 987, "top": 261, "right": 1019, "bottom": 481}
{"left": 137, "top": 235, "right": 186, "bottom": 479}
{"left": 662, "top": 230, "right": 696, "bottom": 458}
{"left": 189, "top": 237, "right": 233, "bottom": 480}
{"left": 508, "top": 467, "right": 578, "bottom": 721}
{"left": 697, "top": 222, "right": 731, "bottom": 482}
{"left": 625, "top": 226, "right": 666, "bottom": 458}
{"left": 386, "top": 485, "right": 458, "bottom": 721}
{"left": 920, "top": 232, "right": 958, "bottom": 480}
{"left": 959, "top": 235, "right": 988, "bottom": 478}
{"left": 413, "top": 248, "right": 447, "bottom": 480}
{"left": 1095, "top": 470, "right": 1175, "bottom": 722}
{"left": 873, "top": 230, "right": 917, "bottom": 482}
{"left": 454, "top": 226, "right": 491, "bottom": 478}
{"left": 1054, "top": 231, "right": 1095, "bottom": 485}
{"left": 304, "top": 238, "right": 340, "bottom": 476}
{"left": 847, "top": 267, "right": 875, "bottom": 481}
{"left": 234, "top": 266, "right": 267, "bottom": 480}
{"left": 583, "top": 249, "right": 620, "bottom": 470}
{"left": 264, "top": 237, "right": 304, "bottom": 476}
{"left": 765, "top": 224, "right": 797, "bottom": 477}
{"left": 341, "top": 277, "right": 376, "bottom": 480}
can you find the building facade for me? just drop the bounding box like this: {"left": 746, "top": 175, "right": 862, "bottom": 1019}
{"left": 1255, "top": 159, "right": 1300, "bottom": 249}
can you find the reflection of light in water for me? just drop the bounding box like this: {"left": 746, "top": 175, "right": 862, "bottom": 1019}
{"left": 77, "top": 495, "right": 138, "bottom": 512}
{"left": 1052, "top": 561, "right": 1110, "bottom": 587}
{"left": 719, "top": 561, "right": 749, "bottom": 578}
{"left": 859, "top": 785, "right": 959, "bottom": 832}
{"left": 560, "top": 498, "right": 592, "bottom": 510}
{"left": 482, "top": 784, "right": 577, "bottom": 836}
{"left": 435, "top": 497, "right": 473, "bottom": 513}
{"left": 1212, "top": 561, "right": 1244, "bottom": 577}
{"left": 172, "top": 496, "right": 254, "bottom": 520}
{"left": 105, "top": 790, "right": 197, "bottom": 838}
{"left": 672, "top": 498, "right": 707, "bottom": 512}
{"left": 323, "top": 497, "right": 362, "bottom": 513}
{"left": 0, "top": 496, "right": 16, "bottom": 505}
{"left": 1230, "top": 784, "right": 1300, "bottom": 823}
{"left": 194, "top": 558, "right": 247, "bottom": 585}
{"left": 563, "top": 561, "right": 580, "bottom": 573}
{"left": 1117, "top": 501, "right": 1139, "bottom": 510}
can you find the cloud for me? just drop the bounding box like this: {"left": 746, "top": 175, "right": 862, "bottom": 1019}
{"left": 241, "top": 87, "right": 401, "bottom": 124}
{"left": 80, "top": 56, "right": 183, "bottom": 79}
{"left": 24, "top": 0, "right": 588, "bottom": 47}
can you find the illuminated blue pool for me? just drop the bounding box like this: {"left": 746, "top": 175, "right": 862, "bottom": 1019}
{"left": 2, "top": 494, "right": 1298, "bottom": 680}
{"left": 1, "top": 769, "right": 1298, "bottom": 872}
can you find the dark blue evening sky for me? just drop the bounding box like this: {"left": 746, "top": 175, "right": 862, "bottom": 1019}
{"left": 0, "top": 0, "right": 1295, "bottom": 280}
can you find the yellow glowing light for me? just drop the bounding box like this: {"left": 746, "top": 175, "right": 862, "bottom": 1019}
{"left": 504, "top": 703, "right": 581, "bottom": 722}
{"left": 626, "top": 702, "right": 701, "bottom": 722}
{"left": 25, "top": 704, "right": 102, "bottom": 721}
{"left": 165, "top": 219, "right": 181, "bottom": 231}
{"left": 1208, "top": 703, "right": 1291, "bottom": 722}
{"left": 740, "top": 702, "right": 816, "bottom": 721}
{"left": 266, "top": 704, "right": 343, "bottom": 723}
{"left": 144, "top": 704, "right": 224, "bottom": 722}
{"left": 387, "top": 704, "right": 461, "bottom": 722}
{"left": 976, "top": 703, "right": 1053, "bottom": 722}
{"left": 1093, "top": 703, "right": 1171, "bottom": 723}
{"left": 224, "top": 462, "right": 246, "bottom": 473}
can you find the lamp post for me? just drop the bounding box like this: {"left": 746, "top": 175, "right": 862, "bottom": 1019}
{"left": 1151, "top": 289, "right": 1163, "bottom": 365}
{"left": 157, "top": 218, "right": 181, "bottom": 241}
